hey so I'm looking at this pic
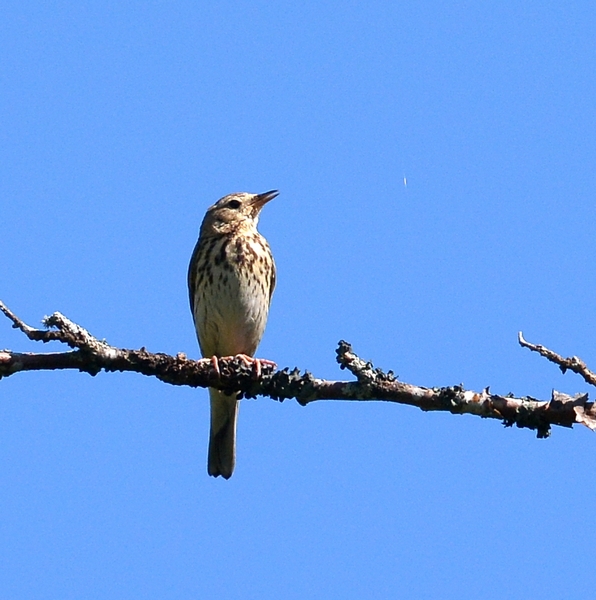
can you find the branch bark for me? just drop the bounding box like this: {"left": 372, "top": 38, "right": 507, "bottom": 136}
{"left": 1, "top": 301, "right": 595, "bottom": 438}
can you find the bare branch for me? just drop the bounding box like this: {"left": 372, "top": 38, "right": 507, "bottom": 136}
{"left": 518, "top": 331, "right": 596, "bottom": 387}
{"left": 2, "top": 301, "right": 596, "bottom": 438}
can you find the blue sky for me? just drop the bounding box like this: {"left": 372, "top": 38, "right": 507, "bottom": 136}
{"left": 2, "top": 2, "right": 596, "bottom": 598}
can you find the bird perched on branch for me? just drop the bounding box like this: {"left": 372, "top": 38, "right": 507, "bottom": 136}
{"left": 188, "top": 190, "right": 277, "bottom": 479}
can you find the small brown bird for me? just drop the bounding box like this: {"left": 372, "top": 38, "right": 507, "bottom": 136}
{"left": 188, "top": 191, "right": 277, "bottom": 479}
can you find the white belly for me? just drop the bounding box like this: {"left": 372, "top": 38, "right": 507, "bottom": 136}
{"left": 193, "top": 265, "right": 270, "bottom": 358}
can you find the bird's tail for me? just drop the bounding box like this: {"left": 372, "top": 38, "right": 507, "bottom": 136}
{"left": 208, "top": 388, "right": 239, "bottom": 479}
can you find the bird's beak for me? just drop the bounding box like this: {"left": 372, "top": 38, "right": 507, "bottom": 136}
{"left": 251, "top": 190, "right": 279, "bottom": 209}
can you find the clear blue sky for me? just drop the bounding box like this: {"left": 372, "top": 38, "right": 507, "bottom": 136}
{"left": 2, "top": 2, "right": 596, "bottom": 598}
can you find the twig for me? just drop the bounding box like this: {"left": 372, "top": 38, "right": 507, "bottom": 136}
{"left": 518, "top": 332, "right": 596, "bottom": 387}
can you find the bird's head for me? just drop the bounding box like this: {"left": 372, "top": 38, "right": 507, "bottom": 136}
{"left": 200, "top": 190, "right": 278, "bottom": 236}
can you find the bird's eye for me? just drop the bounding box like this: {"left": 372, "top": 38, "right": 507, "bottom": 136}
{"left": 227, "top": 200, "right": 241, "bottom": 209}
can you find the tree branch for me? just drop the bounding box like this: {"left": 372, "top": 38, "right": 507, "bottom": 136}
{"left": 518, "top": 331, "right": 596, "bottom": 387}
{"left": 2, "top": 301, "right": 595, "bottom": 438}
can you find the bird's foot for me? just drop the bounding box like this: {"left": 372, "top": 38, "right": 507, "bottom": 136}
{"left": 210, "top": 355, "right": 222, "bottom": 378}
{"left": 233, "top": 354, "right": 277, "bottom": 378}
{"left": 209, "top": 355, "right": 276, "bottom": 378}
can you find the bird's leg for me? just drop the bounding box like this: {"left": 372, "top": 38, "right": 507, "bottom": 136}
{"left": 210, "top": 355, "right": 221, "bottom": 378}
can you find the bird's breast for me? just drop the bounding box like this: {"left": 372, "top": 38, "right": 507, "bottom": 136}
{"left": 191, "top": 232, "right": 274, "bottom": 358}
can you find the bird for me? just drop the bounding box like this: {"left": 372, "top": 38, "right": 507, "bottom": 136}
{"left": 188, "top": 190, "right": 277, "bottom": 479}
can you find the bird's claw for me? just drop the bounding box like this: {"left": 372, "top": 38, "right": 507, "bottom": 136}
{"left": 210, "top": 355, "right": 221, "bottom": 378}
{"left": 210, "top": 355, "right": 276, "bottom": 378}
{"left": 234, "top": 354, "right": 276, "bottom": 378}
